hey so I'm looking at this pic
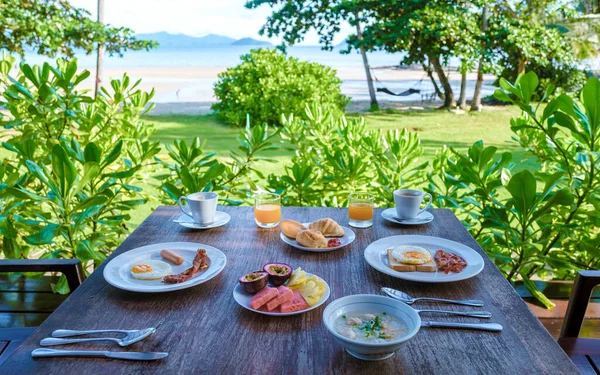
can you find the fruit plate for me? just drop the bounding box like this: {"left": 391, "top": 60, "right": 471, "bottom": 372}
{"left": 363, "top": 235, "right": 484, "bottom": 283}
{"left": 103, "top": 242, "right": 227, "bottom": 293}
{"left": 232, "top": 274, "right": 331, "bottom": 316}
{"left": 280, "top": 223, "right": 355, "bottom": 253}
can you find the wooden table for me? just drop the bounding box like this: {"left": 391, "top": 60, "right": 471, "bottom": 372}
{"left": 0, "top": 207, "right": 578, "bottom": 374}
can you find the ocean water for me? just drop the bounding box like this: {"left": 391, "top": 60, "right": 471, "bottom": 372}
{"left": 20, "top": 46, "right": 403, "bottom": 70}
{"left": 19, "top": 46, "right": 495, "bottom": 103}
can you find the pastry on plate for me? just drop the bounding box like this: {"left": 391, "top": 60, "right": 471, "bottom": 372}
{"left": 296, "top": 229, "right": 328, "bottom": 248}
{"left": 309, "top": 218, "right": 344, "bottom": 237}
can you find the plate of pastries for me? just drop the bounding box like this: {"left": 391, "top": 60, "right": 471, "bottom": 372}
{"left": 279, "top": 218, "right": 355, "bottom": 252}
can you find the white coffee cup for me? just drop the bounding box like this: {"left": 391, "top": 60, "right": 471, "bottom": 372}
{"left": 393, "top": 189, "right": 432, "bottom": 219}
{"left": 178, "top": 192, "right": 218, "bottom": 225}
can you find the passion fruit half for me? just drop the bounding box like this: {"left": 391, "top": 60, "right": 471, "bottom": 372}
{"left": 239, "top": 271, "right": 268, "bottom": 294}
{"left": 263, "top": 262, "right": 293, "bottom": 286}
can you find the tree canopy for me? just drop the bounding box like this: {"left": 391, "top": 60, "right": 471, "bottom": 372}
{"left": 0, "top": 0, "right": 156, "bottom": 58}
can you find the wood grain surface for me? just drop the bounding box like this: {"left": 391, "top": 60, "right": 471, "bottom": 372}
{"left": 0, "top": 207, "right": 579, "bottom": 374}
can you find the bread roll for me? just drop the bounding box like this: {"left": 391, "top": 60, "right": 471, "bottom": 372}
{"left": 296, "top": 229, "right": 328, "bottom": 248}
{"left": 309, "top": 218, "right": 344, "bottom": 237}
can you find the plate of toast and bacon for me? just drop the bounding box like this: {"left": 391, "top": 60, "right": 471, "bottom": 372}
{"left": 103, "top": 242, "right": 227, "bottom": 292}
{"left": 363, "top": 235, "right": 484, "bottom": 283}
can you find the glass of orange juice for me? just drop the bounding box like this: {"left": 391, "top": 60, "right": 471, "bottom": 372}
{"left": 348, "top": 192, "right": 374, "bottom": 228}
{"left": 254, "top": 193, "right": 281, "bottom": 228}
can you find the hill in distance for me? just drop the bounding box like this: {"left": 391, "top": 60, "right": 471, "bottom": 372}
{"left": 136, "top": 32, "right": 272, "bottom": 48}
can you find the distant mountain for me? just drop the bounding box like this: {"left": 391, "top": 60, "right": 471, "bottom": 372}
{"left": 136, "top": 32, "right": 271, "bottom": 48}
{"left": 231, "top": 37, "right": 272, "bottom": 46}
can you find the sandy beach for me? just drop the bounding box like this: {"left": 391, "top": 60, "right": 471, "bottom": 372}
{"left": 71, "top": 65, "right": 497, "bottom": 115}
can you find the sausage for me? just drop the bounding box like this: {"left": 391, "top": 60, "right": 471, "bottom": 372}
{"left": 160, "top": 249, "right": 184, "bottom": 265}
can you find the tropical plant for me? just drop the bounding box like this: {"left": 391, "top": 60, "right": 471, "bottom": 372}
{"left": 155, "top": 119, "right": 280, "bottom": 204}
{"left": 0, "top": 56, "right": 160, "bottom": 292}
{"left": 0, "top": 0, "right": 156, "bottom": 57}
{"left": 212, "top": 48, "right": 349, "bottom": 126}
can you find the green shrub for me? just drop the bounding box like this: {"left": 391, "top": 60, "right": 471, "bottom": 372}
{"left": 211, "top": 48, "right": 350, "bottom": 126}
{"left": 0, "top": 56, "right": 160, "bottom": 292}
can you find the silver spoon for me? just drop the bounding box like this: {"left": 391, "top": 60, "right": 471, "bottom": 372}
{"left": 382, "top": 287, "right": 484, "bottom": 307}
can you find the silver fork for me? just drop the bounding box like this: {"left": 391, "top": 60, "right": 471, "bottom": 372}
{"left": 40, "top": 321, "right": 163, "bottom": 347}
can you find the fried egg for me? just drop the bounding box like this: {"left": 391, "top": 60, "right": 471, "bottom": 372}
{"left": 130, "top": 260, "right": 172, "bottom": 280}
{"left": 390, "top": 245, "right": 432, "bottom": 265}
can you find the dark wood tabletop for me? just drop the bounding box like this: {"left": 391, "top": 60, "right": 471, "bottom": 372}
{"left": 1, "top": 207, "right": 578, "bottom": 374}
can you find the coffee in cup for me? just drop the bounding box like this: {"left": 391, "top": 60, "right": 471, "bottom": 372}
{"left": 393, "top": 189, "right": 432, "bottom": 219}
{"left": 178, "top": 192, "right": 218, "bottom": 224}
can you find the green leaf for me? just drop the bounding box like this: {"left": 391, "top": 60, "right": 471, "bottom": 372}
{"left": 25, "top": 223, "right": 60, "bottom": 245}
{"left": 84, "top": 143, "right": 101, "bottom": 163}
{"left": 522, "top": 275, "right": 555, "bottom": 310}
{"left": 72, "top": 162, "right": 100, "bottom": 196}
{"left": 506, "top": 170, "right": 537, "bottom": 216}
{"left": 73, "top": 195, "right": 109, "bottom": 212}
{"left": 102, "top": 140, "right": 123, "bottom": 167}
{"left": 52, "top": 144, "right": 77, "bottom": 196}
{"left": 52, "top": 274, "right": 70, "bottom": 295}
{"left": 581, "top": 76, "right": 600, "bottom": 135}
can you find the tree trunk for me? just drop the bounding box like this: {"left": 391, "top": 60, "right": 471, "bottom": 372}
{"left": 421, "top": 62, "right": 444, "bottom": 100}
{"left": 471, "top": 5, "right": 488, "bottom": 112}
{"left": 94, "top": 0, "right": 105, "bottom": 98}
{"left": 354, "top": 13, "right": 377, "bottom": 109}
{"left": 517, "top": 57, "right": 527, "bottom": 74}
{"left": 458, "top": 70, "right": 467, "bottom": 108}
{"left": 429, "top": 56, "right": 455, "bottom": 108}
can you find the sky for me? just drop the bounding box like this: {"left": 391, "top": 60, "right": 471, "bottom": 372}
{"left": 69, "top": 0, "right": 353, "bottom": 45}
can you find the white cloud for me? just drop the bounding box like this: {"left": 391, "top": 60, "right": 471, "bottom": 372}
{"left": 68, "top": 0, "right": 353, "bottom": 45}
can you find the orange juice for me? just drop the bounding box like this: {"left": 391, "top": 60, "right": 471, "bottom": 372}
{"left": 254, "top": 204, "right": 281, "bottom": 225}
{"left": 348, "top": 202, "right": 374, "bottom": 221}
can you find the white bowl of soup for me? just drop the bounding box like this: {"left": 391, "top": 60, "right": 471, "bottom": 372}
{"left": 322, "top": 294, "right": 421, "bottom": 361}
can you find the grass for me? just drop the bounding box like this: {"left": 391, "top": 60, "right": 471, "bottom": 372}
{"left": 148, "top": 105, "right": 537, "bottom": 173}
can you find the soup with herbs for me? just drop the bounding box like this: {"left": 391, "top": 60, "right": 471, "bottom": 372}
{"left": 335, "top": 312, "right": 408, "bottom": 343}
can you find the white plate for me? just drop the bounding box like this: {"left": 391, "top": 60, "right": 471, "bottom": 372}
{"left": 233, "top": 274, "right": 330, "bottom": 316}
{"left": 103, "top": 242, "right": 227, "bottom": 293}
{"left": 364, "top": 235, "right": 484, "bottom": 283}
{"left": 280, "top": 223, "right": 355, "bottom": 252}
{"left": 381, "top": 208, "right": 434, "bottom": 225}
{"left": 174, "top": 211, "right": 231, "bottom": 229}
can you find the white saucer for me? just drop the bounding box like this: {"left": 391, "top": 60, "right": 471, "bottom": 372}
{"left": 381, "top": 208, "right": 434, "bottom": 225}
{"left": 174, "top": 211, "right": 231, "bottom": 229}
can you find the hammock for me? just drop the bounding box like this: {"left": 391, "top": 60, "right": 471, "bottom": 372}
{"left": 370, "top": 67, "right": 424, "bottom": 97}
{"left": 376, "top": 87, "right": 421, "bottom": 97}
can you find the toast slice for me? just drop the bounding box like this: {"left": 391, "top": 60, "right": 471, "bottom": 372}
{"left": 387, "top": 249, "right": 436, "bottom": 272}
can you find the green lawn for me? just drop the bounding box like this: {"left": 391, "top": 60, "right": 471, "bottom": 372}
{"left": 147, "top": 105, "right": 537, "bottom": 174}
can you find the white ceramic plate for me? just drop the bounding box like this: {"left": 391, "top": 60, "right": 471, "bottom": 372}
{"left": 364, "top": 235, "right": 484, "bottom": 283}
{"left": 381, "top": 209, "right": 434, "bottom": 225}
{"left": 280, "top": 223, "right": 355, "bottom": 252}
{"left": 233, "top": 274, "right": 330, "bottom": 316}
{"left": 103, "top": 242, "right": 227, "bottom": 293}
{"left": 174, "top": 211, "right": 231, "bottom": 229}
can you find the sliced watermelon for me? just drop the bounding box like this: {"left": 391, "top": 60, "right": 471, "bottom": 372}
{"left": 265, "top": 286, "right": 293, "bottom": 311}
{"left": 280, "top": 291, "right": 310, "bottom": 313}
{"left": 249, "top": 286, "right": 278, "bottom": 310}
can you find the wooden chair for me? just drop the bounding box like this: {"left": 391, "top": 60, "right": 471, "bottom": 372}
{"left": 0, "top": 259, "right": 85, "bottom": 365}
{"left": 558, "top": 270, "right": 600, "bottom": 375}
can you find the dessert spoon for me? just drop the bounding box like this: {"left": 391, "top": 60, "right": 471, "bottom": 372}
{"left": 382, "top": 287, "right": 484, "bottom": 307}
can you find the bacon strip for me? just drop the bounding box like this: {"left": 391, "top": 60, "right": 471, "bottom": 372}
{"left": 163, "top": 249, "right": 209, "bottom": 284}
{"left": 434, "top": 249, "right": 467, "bottom": 274}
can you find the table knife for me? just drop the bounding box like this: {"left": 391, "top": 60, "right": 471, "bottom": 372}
{"left": 32, "top": 348, "right": 168, "bottom": 361}
{"left": 421, "top": 321, "right": 503, "bottom": 332}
